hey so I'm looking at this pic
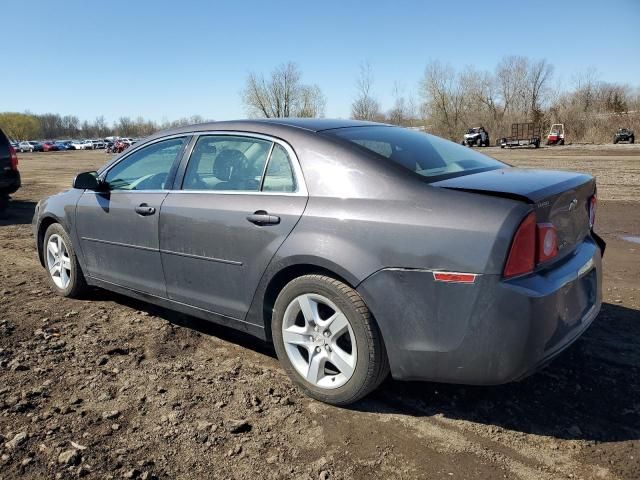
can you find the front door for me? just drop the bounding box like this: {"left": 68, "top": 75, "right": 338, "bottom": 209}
{"left": 75, "top": 136, "right": 189, "bottom": 296}
{"left": 159, "top": 134, "right": 307, "bottom": 320}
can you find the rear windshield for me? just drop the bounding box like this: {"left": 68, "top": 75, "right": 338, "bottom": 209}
{"left": 326, "top": 126, "right": 505, "bottom": 181}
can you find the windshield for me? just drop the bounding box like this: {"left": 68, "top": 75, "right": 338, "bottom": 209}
{"left": 326, "top": 126, "right": 505, "bottom": 181}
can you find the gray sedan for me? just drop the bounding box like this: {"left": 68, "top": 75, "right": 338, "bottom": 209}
{"left": 32, "top": 119, "right": 604, "bottom": 405}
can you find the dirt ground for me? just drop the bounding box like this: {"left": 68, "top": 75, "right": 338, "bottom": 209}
{"left": 1, "top": 146, "right": 639, "bottom": 480}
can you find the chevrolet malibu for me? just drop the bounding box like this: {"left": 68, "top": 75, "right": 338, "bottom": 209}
{"left": 32, "top": 119, "right": 604, "bottom": 405}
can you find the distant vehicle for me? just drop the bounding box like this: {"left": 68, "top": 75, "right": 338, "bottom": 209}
{"left": 17, "top": 141, "right": 34, "bottom": 153}
{"left": 500, "top": 123, "right": 541, "bottom": 149}
{"left": 0, "top": 127, "right": 20, "bottom": 207}
{"left": 55, "top": 141, "right": 71, "bottom": 150}
{"left": 80, "top": 140, "right": 94, "bottom": 150}
{"left": 462, "top": 127, "right": 490, "bottom": 147}
{"left": 613, "top": 128, "right": 634, "bottom": 144}
{"left": 69, "top": 140, "right": 85, "bottom": 150}
{"left": 31, "top": 141, "right": 44, "bottom": 152}
{"left": 42, "top": 141, "right": 59, "bottom": 152}
{"left": 546, "top": 124, "right": 565, "bottom": 145}
{"left": 92, "top": 139, "right": 105, "bottom": 149}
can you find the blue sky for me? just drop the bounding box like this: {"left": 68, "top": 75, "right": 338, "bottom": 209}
{"left": 3, "top": 0, "right": 639, "bottom": 123}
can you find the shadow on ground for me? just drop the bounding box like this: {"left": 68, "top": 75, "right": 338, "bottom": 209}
{"left": 0, "top": 199, "right": 37, "bottom": 225}
{"left": 88, "top": 286, "right": 639, "bottom": 443}
{"left": 357, "top": 302, "right": 640, "bottom": 443}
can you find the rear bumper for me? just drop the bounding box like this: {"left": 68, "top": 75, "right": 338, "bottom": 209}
{"left": 357, "top": 237, "right": 602, "bottom": 384}
{"left": 0, "top": 170, "right": 21, "bottom": 195}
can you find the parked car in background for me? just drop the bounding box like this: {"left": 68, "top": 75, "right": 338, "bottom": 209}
{"left": 18, "top": 141, "right": 34, "bottom": 153}
{"left": 0, "top": 127, "right": 21, "bottom": 207}
{"left": 33, "top": 119, "right": 604, "bottom": 405}
{"left": 91, "top": 139, "right": 105, "bottom": 149}
{"left": 42, "top": 141, "right": 59, "bottom": 152}
{"left": 81, "top": 140, "right": 94, "bottom": 150}
{"left": 613, "top": 128, "right": 634, "bottom": 144}
{"left": 30, "top": 141, "right": 43, "bottom": 152}
{"left": 69, "top": 140, "right": 85, "bottom": 150}
{"left": 55, "top": 141, "right": 71, "bottom": 150}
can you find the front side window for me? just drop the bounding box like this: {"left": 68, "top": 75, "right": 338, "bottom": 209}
{"left": 326, "top": 126, "right": 505, "bottom": 181}
{"left": 182, "top": 135, "right": 272, "bottom": 191}
{"left": 105, "top": 137, "right": 186, "bottom": 190}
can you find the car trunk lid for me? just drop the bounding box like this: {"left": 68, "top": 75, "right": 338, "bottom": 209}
{"left": 432, "top": 168, "right": 595, "bottom": 259}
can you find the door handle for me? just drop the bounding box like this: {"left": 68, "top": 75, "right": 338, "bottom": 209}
{"left": 134, "top": 203, "right": 156, "bottom": 216}
{"left": 246, "top": 210, "right": 280, "bottom": 226}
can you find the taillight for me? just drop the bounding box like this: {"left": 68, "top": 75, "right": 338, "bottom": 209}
{"left": 504, "top": 212, "right": 559, "bottom": 278}
{"left": 589, "top": 194, "right": 597, "bottom": 228}
{"left": 503, "top": 212, "right": 536, "bottom": 278}
{"left": 9, "top": 145, "right": 19, "bottom": 170}
{"left": 536, "top": 223, "right": 558, "bottom": 263}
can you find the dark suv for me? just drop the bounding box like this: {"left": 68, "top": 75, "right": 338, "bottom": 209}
{"left": 0, "top": 127, "right": 21, "bottom": 210}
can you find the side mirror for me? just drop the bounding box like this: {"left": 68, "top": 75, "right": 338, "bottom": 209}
{"left": 73, "top": 171, "right": 102, "bottom": 190}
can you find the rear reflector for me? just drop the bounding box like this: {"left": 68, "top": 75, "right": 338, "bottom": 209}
{"left": 589, "top": 194, "right": 597, "bottom": 228}
{"left": 9, "top": 145, "right": 18, "bottom": 170}
{"left": 503, "top": 212, "right": 536, "bottom": 278}
{"left": 433, "top": 272, "right": 477, "bottom": 284}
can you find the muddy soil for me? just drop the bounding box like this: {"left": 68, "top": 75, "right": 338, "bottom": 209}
{"left": 1, "top": 146, "right": 638, "bottom": 479}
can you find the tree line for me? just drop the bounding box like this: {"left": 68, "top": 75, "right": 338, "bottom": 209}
{"left": 1, "top": 57, "right": 638, "bottom": 144}
{"left": 0, "top": 113, "right": 212, "bottom": 142}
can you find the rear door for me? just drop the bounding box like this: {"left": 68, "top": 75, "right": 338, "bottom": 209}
{"left": 159, "top": 133, "right": 307, "bottom": 320}
{"left": 75, "top": 136, "right": 189, "bottom": 296}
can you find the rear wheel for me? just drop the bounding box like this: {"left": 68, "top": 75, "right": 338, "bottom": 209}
{"left": 43, "top": 223, "right": 87, "bottom": 298}
{"left": 272, "top": 275, "right": 389, "bottom": 405}
{"left": 631, "top": 136, "right": 635, "bottom": 144}
{"left": 614, "top": 137, "right": 618, "bottom": 144}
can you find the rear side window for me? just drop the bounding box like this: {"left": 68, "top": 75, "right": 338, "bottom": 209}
{"left": 326, "top": 126, "right": 505, "bottom": 181}
{"left": 262, "top": 144, "right": 296, "bottom": 192}
{"left": 183, "top": 135, "right": 272, "bottom": 191}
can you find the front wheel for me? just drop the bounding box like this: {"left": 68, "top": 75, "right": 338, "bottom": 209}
{"left": 272, "top": 275, "right": 389, "bottom": 405}
{"left": 43, "top": 223, "right": 88, "bottom": 298}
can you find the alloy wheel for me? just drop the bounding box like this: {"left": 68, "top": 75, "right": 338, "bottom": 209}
{"left": 282, "top": 293, "right": 357, "bottom": 389}
{"left": 46, "top": 234, "right": 72, "bottom": 289}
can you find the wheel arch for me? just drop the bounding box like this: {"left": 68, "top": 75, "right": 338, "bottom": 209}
{"left": 36, "top": 214, "right": 63, "bottom": 267}
{"left": 258, "top": 261, "right": 360, "bottom": 342}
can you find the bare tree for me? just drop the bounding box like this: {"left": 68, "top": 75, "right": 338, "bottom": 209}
{"left": 526, "top": 59, "right": 554, "bottom": 122}
{"left": 298, "top": 85, "right": 326, "bottom": 118}
{"left": 242, "top": 62, "right": 325, "bottom": 118}
{"left": 388, "top": 82, "right": 416, "bottom": 126}
{"left": 419, "top": 61, "right": 465, "bottom": 138}
{"left": 351, "top": 62, "right": 381, "bottom": 121}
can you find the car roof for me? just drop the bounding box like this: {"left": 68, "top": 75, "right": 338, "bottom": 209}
{"left": 153, "top": 118, "right": 389, "bottom": 138}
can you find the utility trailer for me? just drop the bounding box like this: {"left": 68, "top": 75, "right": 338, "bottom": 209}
{"left": 499, "top": 123, "right": 541, "bottom": 148}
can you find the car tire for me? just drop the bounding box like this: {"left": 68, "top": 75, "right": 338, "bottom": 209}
{"left": 631, "top": 136, "right": 635, "bottom": 144}
{"left": 43, "top": 223, "right": 88, "bottom": 298}
{"left": 272, "top": 274, "right": 389, "bottom": 405}
{"left": 613, "top": 137, "right": 618, "bottom": 144}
